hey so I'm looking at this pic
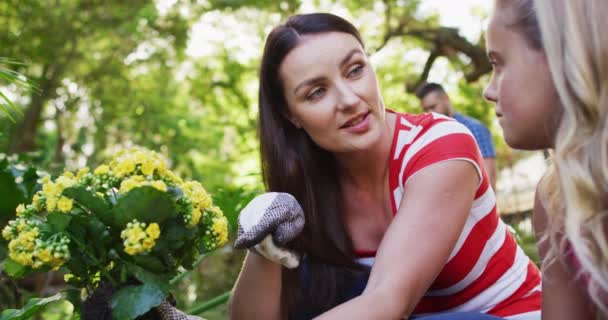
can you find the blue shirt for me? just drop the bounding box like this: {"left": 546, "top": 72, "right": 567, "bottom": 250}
{"left": 452, "top": 113, "right": 496, "bottom": 158}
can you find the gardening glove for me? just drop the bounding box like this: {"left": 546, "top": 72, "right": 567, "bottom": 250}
{"left": 234, "top": 192, "right": 305, "bottom": 269}
{"left": 156, "top": 300, "right": 205, "bottom": 320}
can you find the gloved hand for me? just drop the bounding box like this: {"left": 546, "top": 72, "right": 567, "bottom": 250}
{"left": 156, "top": 300, "right": 205, "bottom": 320}
{"left": 234, "top": 192, "right": 305, "bottom": 269}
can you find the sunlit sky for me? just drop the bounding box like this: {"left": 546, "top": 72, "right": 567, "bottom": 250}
{"left": 419, "top": 0, "right": 491, "bottom": 41}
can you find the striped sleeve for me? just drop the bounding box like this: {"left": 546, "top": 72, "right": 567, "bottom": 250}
{"left": 398, "top": 116, "right": 484, "bottom": 187}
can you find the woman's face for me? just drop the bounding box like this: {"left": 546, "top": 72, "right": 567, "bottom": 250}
{"left": 484, "top": 9, "right": 561, "bottom": 150}
{"left": 279, "top": 31, "right": 386, "bottom": 155}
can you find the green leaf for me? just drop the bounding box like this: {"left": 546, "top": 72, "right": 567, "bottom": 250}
{"left": 126, "top": 262, "right": 170, "bottom": 293}
{"left": 0, "top": 292, "right": 64, "bottom": 320}
{"left": 47, "top": 212, "right": 72, "bottom": 233}
{"left": 62, "top": 186, "right": 110, "bottom": 218}
{"left": 154, "top": 219, "right": 192, "bottom": 253}
{"left": 62, "top": 186, "right": 112, "bottom": 225}
{"left": 0, "top": 242, "right": 7, "bottom": 261}
{"left": 110, "top": 283, "right": 166, "bottom": 320}
{"left": 130, "top": 254, "right": 167, "bottom": 274}
{"left": 64, "top": 288, "right": 83, "bottom": 316}
{"left": 112, "top": 186, "right": 176, "bottom": 227}
{"left": 2, "top": 257, "right": 26, "bottom": 278}
{"left": 16, "top": 165, "right": 41, "bottom": 200}
{"left": 0, "top": 168, "right": 25, "bottom": 219}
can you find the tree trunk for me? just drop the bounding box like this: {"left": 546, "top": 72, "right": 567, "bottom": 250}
{"left": 8, "top": 62, "right": 64, "bottom": 154}
{"left": 7, "top": 85, "right": 48, "bottom": 154}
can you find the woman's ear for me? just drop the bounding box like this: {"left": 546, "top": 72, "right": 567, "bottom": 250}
{"left": 284, "top": 112, "right": 302, "bottom": 129}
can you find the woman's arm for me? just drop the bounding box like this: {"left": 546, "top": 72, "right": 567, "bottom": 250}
{"left": 229, "top": 251, "right": 283, "bottom": 320}
{"left": 532, "top": 188, "right": 597, "bottom": 320}
{"left": 315, "top": 159, "right": 479, "bottom": 319}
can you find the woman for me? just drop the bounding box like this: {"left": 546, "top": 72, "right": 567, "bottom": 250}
{"left": 230, "top": 13, "right": 540, "bottom": 319}
{"left": 484, "top": 0, "right": 608, "bottom": 318}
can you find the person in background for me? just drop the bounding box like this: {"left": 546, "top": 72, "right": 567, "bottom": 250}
{"left": 484, "top": 0, "right": 608, "bottom": 318}
{"left": 416, "top": 83, "right": 497, "bottom": 190}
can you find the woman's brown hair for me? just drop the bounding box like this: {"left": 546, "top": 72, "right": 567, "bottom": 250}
{"left": 258, "top": 12, "right": 367, "bottom": 317}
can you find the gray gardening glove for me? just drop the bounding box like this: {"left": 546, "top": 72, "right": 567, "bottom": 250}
{"left": 155, "top": 300, "right": 205, "bottom": 320}
{"left": 234, "top": 192, "right": 305, "bottom": 269}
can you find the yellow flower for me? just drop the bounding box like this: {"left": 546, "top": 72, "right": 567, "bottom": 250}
{"left": 145, "top": 223, "right": 160, "bottom": 239}
{"left": 43, "top": 182, "right": 58, "bottom": 199}
{"left": 209, "top": 206, "right": 224, "bottom": 217}
{"left": 150, "top": 180, "right": 167, "bottom": 192}
{"left": 182, "top": 181, "right": 212, "bottom": 209}
{"left": 55, "top": 176, "right": 76, "bottom": 191}
{"left": 212, "top": 217, "right": 228, "bottom": 245}
{"left": 188, "top": 208, "right": 202, "bottom": 227}
{"left": 2, "top": 226, "right": 11, "bottom": 240}
{"left": 127, "top": 227, "right": 146, "bottom": 243}
{"left": 119, "top": 179, "right": 138, "bottom": 194}
{"left": 62, "top": 171, "right": 74, "bottom": 179}
{"left": 38, "top": 249, "right": 53, "bottom": 262}
{"left": 94, "top": 164, "right": 110, "bottom": 175}
{"left": 46, "top": 197, "right": 57, "bottom": 212}
{"left": 121, "top": 219, "right": 160, "bottom": 255}
{"left": 57, "top": 196, "right": 73, "bottom": 213}
{"left": 76, "top": 167, "right": 90, "bottom": 179}
{"left": 142, "top": 238, "right": 155, "bottom": 250}
{"left": 114, "top": 160, "right": 135, "bottom": 177}
{"left": 15, "top": 204, "right": 26, "bottom": 216}
{"left": 163, "top": 170, "right": 183, "bottom": 184}
{"left": 141, "top": 159, "right": 155, "bottom": 175}
{"left": 16, "top": 220, "right": 27, "bottom": 232}
{"left": 124, "top": 246, "right": 139, "bottom": 256}
{"left": 32, "top": 194, "right": 41, "bottom": 211}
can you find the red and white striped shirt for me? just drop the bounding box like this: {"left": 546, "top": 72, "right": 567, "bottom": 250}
{"left": 356, "top": 112, "right": 541, "bottom": 319}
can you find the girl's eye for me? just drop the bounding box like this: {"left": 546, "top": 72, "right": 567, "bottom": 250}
{"left": 348, "top": 64, "right": 364, "bottom": 78}
{"left": 306, "top": 87, "right": 326, "bottom": 101}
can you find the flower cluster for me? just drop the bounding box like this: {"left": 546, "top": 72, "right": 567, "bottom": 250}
{"left": 2, "top": 218, "right": 70, "bottom": 270}
{"left": 2, "top": 147, "right": 229, "bottom": 287}
{"left": 120, "top": 220, "right": 161, "bottom": 256}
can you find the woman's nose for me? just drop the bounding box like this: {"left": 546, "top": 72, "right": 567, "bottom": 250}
{"left": 336, "top": 82, "right": 360, "bottom": 110}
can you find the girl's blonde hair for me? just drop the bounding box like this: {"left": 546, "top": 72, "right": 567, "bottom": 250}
{"left": 533, "top": 0, "right": 608, "bottom": 314}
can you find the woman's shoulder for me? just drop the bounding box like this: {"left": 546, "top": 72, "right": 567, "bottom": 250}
{"left": 388, "top": 110, "right": 472, "bottom": 145}
{"left": 389, "top": 109, "right": 460, "bottom": 129}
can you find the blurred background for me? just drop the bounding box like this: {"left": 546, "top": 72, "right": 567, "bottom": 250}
{"left": 0, "top": 0, "right": 544, "bottom": 318}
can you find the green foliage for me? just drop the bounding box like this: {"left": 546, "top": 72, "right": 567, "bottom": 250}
{"left": 213, "top": 185, "right": 261, "bottom": 234}
{"left": 2, "top": 148, "right": 230, "bottom": 318}
{"left": 0, "top": 292, "right": 64, "bottom": 320}
{"left": 0, "top": 153, "right": 44, "bottom": 261}
{"left": 110, "top": 283, "right": 166, "bottom": 320}
{"left": 2, "top": 257, "right": 27, "bottom": 278}
{"left": 111, "top": 186, "right": 177, "bottom": 227}
{"left": 0, "top": 57, "right": 38, "bottom": 122}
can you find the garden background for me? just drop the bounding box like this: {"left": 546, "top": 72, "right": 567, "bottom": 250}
{"left": 0, "top": 0, "right": 543, "bottom": 318}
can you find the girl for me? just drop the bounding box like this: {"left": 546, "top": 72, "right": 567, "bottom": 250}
{"left": 484, "top": 0, "right": 608, "bottom": 318}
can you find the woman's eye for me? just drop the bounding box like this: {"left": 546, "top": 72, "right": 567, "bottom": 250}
{"left": 348, "top": 64, "right": 364, "bottom": 78}
{"left": 306, "top": 88, "right": 326, "bottom": 100}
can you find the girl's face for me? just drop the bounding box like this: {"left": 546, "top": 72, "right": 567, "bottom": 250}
{"left": 484, "top": 8, "right": 561, "bottom": 150}
{"left": 279, "top": 31, "right": 386, "bottom": 155}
